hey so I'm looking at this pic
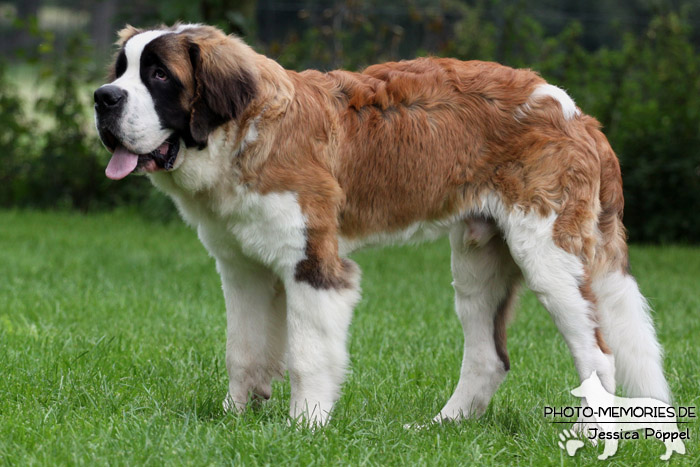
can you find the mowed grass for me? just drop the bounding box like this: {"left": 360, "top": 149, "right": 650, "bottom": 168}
{"left": 0, "top": 210, "right": 698, "bottom": 465}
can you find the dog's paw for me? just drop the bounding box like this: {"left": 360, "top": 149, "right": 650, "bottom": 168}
{"left": 222, "top": 393, "right": 246, "bottom": 413}
{"left": 288, "top": 402, "right": 332, "bottom": 429}
{"left": 558, "top": 429, "right": 585, "bottom": 456}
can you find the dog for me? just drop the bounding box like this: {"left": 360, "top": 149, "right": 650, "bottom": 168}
{"left": 571, "top": 371, "right": 686, "bottom": 460}
{"left": 94, "top": 23, "right": 672, "bottom": 426}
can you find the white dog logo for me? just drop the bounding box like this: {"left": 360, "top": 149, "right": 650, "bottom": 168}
{"left": 567, "top": 371, "right": 686, "bottom": 460}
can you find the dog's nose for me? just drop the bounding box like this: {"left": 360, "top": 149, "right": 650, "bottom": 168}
{"left": 94, "top": 85, "right": 126, "bottom": 111}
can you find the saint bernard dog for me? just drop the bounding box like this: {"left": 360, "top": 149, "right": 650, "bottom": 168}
{"left": 94, "top": 23, "right": 672, "bottom": 426}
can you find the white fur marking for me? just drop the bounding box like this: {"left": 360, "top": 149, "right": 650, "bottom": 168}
{"left": 216, "top": 254, "right": 287, "bottom": 412}
{"left": 479, "top": 193, "right": 616, "bottom": 416}
{"left": 106, "top": 30, "right": 171, "bottom": 154}
{"left": 434, "top": 223, "right": 513, "bottom": 421}
{"left": 174, "top": 23, "right": 201, "bottom": 33}
{"left": 517, "top": 83, "right": 580, "bottom": 121}
{"left": 236, "top": 122, "right": 258, "bottom": 156}
{"left": 338, "top": 213, "right": 463, "bottom": 255}
{"left": 286, "top": 272, "right": 360, "bottom": 426}
{"left": 532, "top": 84, "right": 580, "bottom": 119}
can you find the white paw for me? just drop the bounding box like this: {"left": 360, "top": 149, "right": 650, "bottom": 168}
{"left": 431, "top": 412, "right": 464, "bottom": 425}
{"left": 222, "top": 393, "right": 245, "bottom": 413}
{"left": 289, "top": 401, "right": 332, "bottom": 428}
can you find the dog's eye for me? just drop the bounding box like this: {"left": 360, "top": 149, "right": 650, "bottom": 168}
{"left": 153, "top": 68, "right": 168, "bottom": 81}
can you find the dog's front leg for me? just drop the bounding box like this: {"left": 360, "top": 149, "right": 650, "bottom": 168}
{"left": 217, "top": 256, "right": 287, "bottom": 412}
{"left": 283, "top": 259, "right": 361, "bottom": 427}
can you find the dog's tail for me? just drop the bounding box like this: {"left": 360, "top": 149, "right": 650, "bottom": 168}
{"left": 587, "top": 121, "right": 671, "bottom": 404}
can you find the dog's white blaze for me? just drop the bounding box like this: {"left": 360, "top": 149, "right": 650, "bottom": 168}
{"left": 531, "top": 84, "right": 580, "bottom": 120}
{"left": 123, "top": 30, "right": 170, "bottom": 70}
{"left": 174, "top": 23, "right": 201, "bottom": 33}
{"left": 106, "top": 30, "right": 171, "bottom": 154}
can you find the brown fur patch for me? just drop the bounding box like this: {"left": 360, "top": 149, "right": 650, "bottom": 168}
{"left": 579, "top": 274, "right": 598, "bottom": 308}
{"left": 238, "top": 55, "right": 628, "bottom": 289}
{"left": 107, "top": 24, "right": 632, "bottom": 294}
{"left": 595, "top": 327, "right": 612, "bottom": 355}
{"left": 295, "top": 255, "right": 356, "bottom": 290}
{"left": 187, "top": 36, "right": 258, "bottom": 146}
{"left": 494, "top": 285, "right": 519, "bottom": 372}
{"left": 331, "top": 59, "right": 546, "bottom": 237}
{"left": 578, "top": 272, "right": 612, "bottom": 355}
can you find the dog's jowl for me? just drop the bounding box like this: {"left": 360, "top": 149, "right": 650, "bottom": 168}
{"left": 95, "top": 23, "right": 672, "bottom": 427}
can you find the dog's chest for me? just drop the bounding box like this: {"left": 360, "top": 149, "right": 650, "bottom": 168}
{"left": 187, "top": 187, "right": 308, "bottom": 275}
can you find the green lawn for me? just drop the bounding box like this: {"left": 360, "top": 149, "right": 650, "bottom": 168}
{"left": 0, "top": 210, "right": 698, "bottom": 465}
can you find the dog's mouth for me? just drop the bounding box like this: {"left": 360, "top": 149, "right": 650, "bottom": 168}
{"left": 104, "top": 131, "right": 180, "bottom": 180}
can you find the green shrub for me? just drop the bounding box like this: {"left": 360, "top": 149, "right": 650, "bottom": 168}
{"left": 604, "top": 14, "right": 700, "bottom": 242}
{"left": 0, "top": 30, "right": 169, "bottom": 216}
{"left": 445, "top": 6, "right": 700, "bottom": 243}
{"left": 1, "top": 7, "right": 698, "bottom": 242}
{"left": 0, "top": 60, "right": 37, "bottom": 206}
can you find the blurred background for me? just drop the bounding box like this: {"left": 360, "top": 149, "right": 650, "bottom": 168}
{"left": 0, "top": 0, "right": 698, "bottom": 243}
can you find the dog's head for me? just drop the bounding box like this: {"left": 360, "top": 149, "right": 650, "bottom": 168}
{"left": 94, "top": 24, "right": 258, "bottom": 180}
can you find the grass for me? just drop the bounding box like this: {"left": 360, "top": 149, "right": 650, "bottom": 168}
{"left": 0, "top": 210, "right": 698, "bottom": 465}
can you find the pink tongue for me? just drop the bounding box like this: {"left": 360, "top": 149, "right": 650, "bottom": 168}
{"left": 106, "top": 146, "right": 139, "bottom": 180}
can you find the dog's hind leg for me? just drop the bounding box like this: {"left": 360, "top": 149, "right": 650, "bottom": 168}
{"left": 498, "top": 209, "right": 617, "bottom": 407}
{"left": 434, "top": 220, "right": 521, "bottom": 422}
{"left": 593, "top": 271, "right": 671, "bottom": 403}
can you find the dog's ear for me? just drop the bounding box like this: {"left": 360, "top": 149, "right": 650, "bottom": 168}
{"left": 187, "top": 40, "right": 257, "bottom": 148}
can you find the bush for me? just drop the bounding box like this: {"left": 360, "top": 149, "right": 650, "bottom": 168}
{"left": 1, "top": 7, "right": 698, "bottom": 242}
{"left": 444, "top": 6, "right": 700, "bottom": 243}
{"left": 0, "top": 60, "right": 37, "bottom": 206}
{"left": 0, "top": 30, "right": 167, "bottom": 216}
{"left": 603, "top": 14, "right": 700, "bottom": 242}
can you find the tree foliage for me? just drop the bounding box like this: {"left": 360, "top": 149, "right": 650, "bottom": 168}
{"left": 0, "top": 1, "right": 698, "bottom": 242}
